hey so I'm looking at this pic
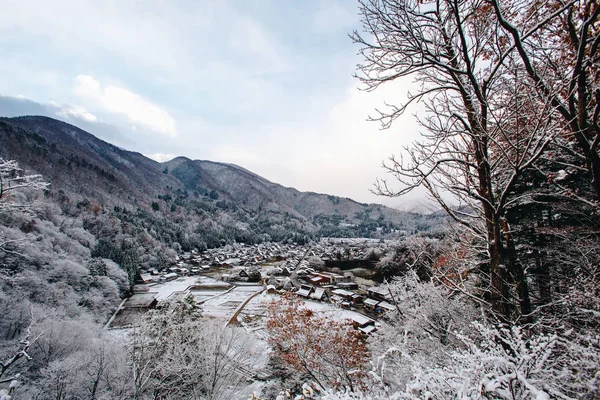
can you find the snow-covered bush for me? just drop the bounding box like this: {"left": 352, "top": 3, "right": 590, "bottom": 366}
{"left": 405, "top": 322, "right": 600, "bottom": 399}
{"left": 367, "top": 270, "right": 479, "bottom": 393}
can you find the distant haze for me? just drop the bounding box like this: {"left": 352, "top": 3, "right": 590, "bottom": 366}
{"left": 0, "top": 1, "right": 428, "bottom": 209}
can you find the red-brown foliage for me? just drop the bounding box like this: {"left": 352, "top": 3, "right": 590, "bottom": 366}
{"left": 266, "top": 292, "right": 369, "bottom": 392}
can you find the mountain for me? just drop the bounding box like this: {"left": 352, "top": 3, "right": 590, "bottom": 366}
{"left": 162, "top": 156, "right": 404, "bottom": 222}
{"left": 0, "top": 115, "right": 444, "bottom": 242}
{"left": 393, "top": 200, "right": 441, "bottom": 215}
{"left": 0, "top": 115, "right": 179, "bottom": 204}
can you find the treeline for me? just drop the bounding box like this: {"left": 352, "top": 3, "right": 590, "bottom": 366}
{"left": 313, "top": 209, "right": 445, "bottom": 239}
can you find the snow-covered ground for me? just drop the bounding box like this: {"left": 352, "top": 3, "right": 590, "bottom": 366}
{"left": 145, "top": 276, "right": 201, "bottom": 300}
{"left": 143, "top": 275, "right": 230, "bottom": 301}
{"left": 199, "top": 284, "right": 263, "bottom": 319}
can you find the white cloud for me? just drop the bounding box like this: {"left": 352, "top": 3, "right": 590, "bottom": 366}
{"left": 74, "top": 75, "right": 176, "bottom": 136}
{"left": 57, "top": 103, "right": 97, "bottom": 122}
{"left": 145, "top": 153, "right": 176, "bottom": 163}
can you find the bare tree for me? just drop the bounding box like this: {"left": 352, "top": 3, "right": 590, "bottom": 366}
{"left": 352, "top": 0, "right": 558, "bottom": 320}
{"left": 0, "top": 307, "right": 41, "bottom": 399}
{"left": 490, "top": 0, "right": 600, "bottom": 201}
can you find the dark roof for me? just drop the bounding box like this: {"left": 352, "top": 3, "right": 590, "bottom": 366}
{"left": 123, "top": 293, "right": 158, "bottom": 308}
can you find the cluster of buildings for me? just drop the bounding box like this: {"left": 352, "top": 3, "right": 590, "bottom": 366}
{"left": 121, "top": 241, "right": 399, "bottom": 332}
{"left": 186, "top": 239, "right": 394, "bottom": 269}
{"left": 135, "top": 239, "right": 392, "bottom": 284}
{"left": 267, "top": 266, "right": 397, "bottom": 317}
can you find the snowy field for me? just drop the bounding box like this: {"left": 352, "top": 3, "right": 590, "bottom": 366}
{"left": 200, "top": 284, "right": 263, "bottom": 319}
{"left": 144, "top": 276, "right": 204, "bottom": 300}
{"left": 141, "top": 276, "right": 264, "bottom": 319}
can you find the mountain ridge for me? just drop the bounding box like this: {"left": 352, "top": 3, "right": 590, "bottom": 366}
{"left": 0, "top": 115, "right": 443, "bottom": 242}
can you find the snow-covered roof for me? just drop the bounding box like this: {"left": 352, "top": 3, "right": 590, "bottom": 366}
{"left": 359, "top": 324, "right": 377, "bottom": 334}
{"left": 123, "top": 293, "right": 157, "bottom": 308}
{"left": 310, "top": 287, "right": 325, "bottom": 300}
{"left": 368, "top": 286, "right": 388, "bottom": 296}
{"left": 332, "top": 289, "right": 354, "bottom": 298}
{"left": 350, "top": 314, "right": 375, "bottom": 327}
{"left": 378, "top": 301, "right": 396, "bottom": 311}
{"left": 364, "top": 298, "right": 380, "bottom": 307}
{"left": 139, "top": 273, "right": 152, "bottom": 282}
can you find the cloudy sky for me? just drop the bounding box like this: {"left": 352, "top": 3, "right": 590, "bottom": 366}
{"left": 0, "top": 0, "right": 426, "bottom": 208}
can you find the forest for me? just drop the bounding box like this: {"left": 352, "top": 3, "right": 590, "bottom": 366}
{"left": 1, "top": 0, "right": 600, "bottom": 399}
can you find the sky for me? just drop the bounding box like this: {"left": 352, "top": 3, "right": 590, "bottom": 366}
{"left": 0, "top": 0, "right": 428, "bottom": 209}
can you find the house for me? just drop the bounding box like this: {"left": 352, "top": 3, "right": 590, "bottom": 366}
{"left": 329, "top": 273, "right": 348, "bottom": 284}
{"left": 349, "top": 314, "right": 377, "bottom": 335}
{"left": 377, "top": 301, "right": 396, "bottom": 313}
{"left": 309, "top": 275, "right": 328, "bottom": 285}
{"left": 331, "top": 288, "right": 355, "bottom": 302}
{"left": 363, "top": 298, "right": 380, "bottom": 311}
{"left": 108, "top": 292, "right": 159, "bottom": 328}
{"left": 367, "top": 286, "right": 392, "bottom": 302}
{"left": 135, "top": 272, "right": 153, "bottom": 284}
{"left": 222, "top": 258, "right": 242, "bottom": 267}
{"left": 351, "top": 293, "right": 365, "bottom": 304}
{"left": 122, "top": 293, "right": 158, "bottom": 309}
{"left": 296, "top": 270, "right": 309, "bottom": 278}
{"left": 278, "top": 277, "right": 295, "bottom": 290}
{"left": 337, "top": 282, "right": 359, "bottom": 291}
{"left": 297, "top": 284, "right": 314, "bottom": 298}
{"left": 266, "top": 284, "right": 277, "bottom": 294}
{"left": 162, "top": 272, "right": 178, "bottom": 281}
{"left": 310, "top": 287, "right": 328, "bottom": 301}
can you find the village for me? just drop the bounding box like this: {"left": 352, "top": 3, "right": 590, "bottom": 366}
{"left": 107, "top": 238, "right": 400, "bottom": 334}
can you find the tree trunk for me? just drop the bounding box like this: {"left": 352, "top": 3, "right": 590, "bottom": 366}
{"left": 502, "top": 218, "right": 532, "bottom": 322}
{"left": 489, "top": 239, "right": 510, "bottom": 320}
{"left": 588, "top": 150, "right": 600, "bottom": 201}
{"left": 485, "top": 206, "right": 511, "bottom": 321}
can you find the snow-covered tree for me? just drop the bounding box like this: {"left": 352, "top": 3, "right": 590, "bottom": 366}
{"left": 0, "top": 159, "right": 47, "bottom": 214}
{"left": 266, "top": 293, "right": 369, "bottom": 392}
{"left": 129, "top": 301, "right": 256, "bottom": 399}
{"left": 405, "top": 322, "right": 600, "bottom": 399}
{"left": 367, "top": 270, "right": 479, "bottom": 394}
